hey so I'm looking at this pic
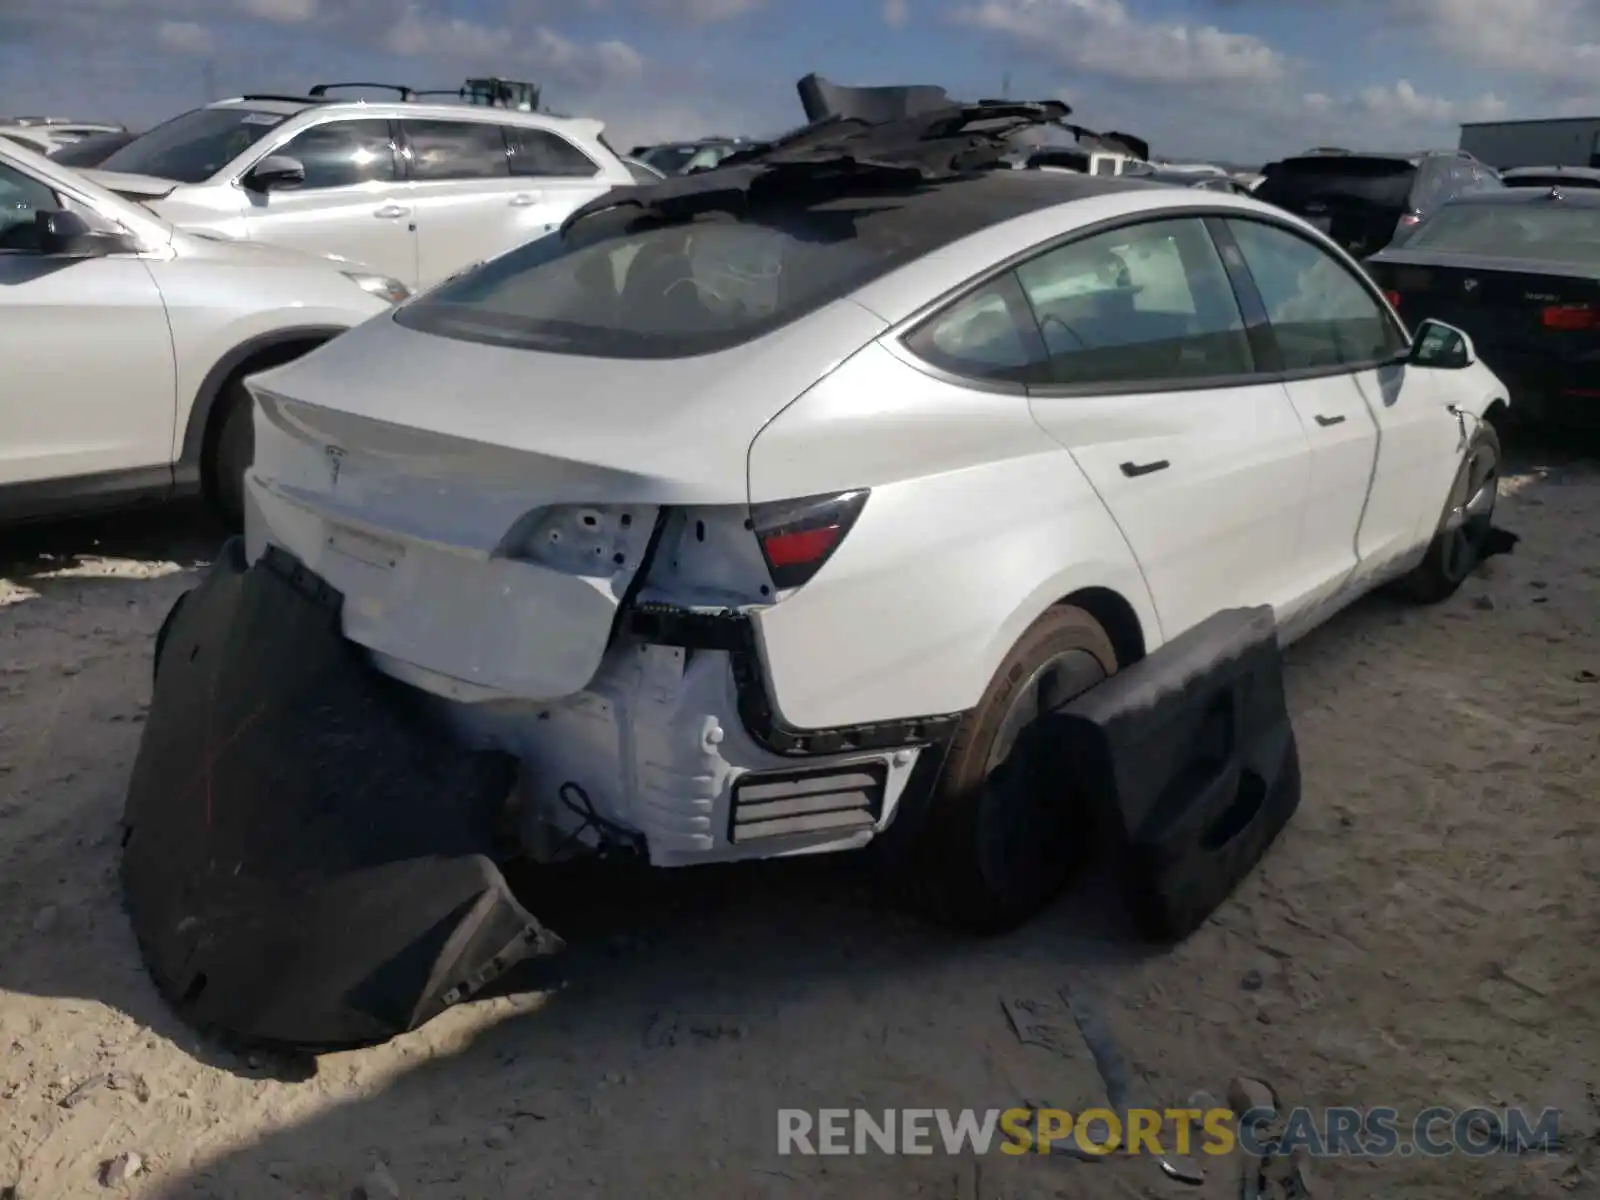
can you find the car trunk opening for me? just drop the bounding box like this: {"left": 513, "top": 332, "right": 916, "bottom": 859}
{"left": 1257, "top": 156, "right": 1416, "bottom": 255}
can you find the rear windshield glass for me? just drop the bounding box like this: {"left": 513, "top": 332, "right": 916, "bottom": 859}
{"left": 1256, "top": 157, "right": 1417, "bottom": 210}
{"left": 1401, "top": 203, "right": 1600, "bottom": 265}
{"left": 640, "top": 145, "right": 697, "bottom": 175}
{"left": 98, "top": 107, "right": 288, "bottom": 183}
{"left": 395, "top": 206, "right": 923, "bottom": 358}
{"left": 1504, "top": 174, "right": 1600, "bottom": 190}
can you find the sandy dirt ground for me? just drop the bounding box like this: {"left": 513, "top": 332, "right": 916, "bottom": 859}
{"left": 2, "top": 437, "right": 1597, "bottom": 1200}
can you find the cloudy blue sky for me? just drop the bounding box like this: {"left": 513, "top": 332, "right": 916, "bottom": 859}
{"left": 2, "top": 0, "right": 1596, "bottom": 163}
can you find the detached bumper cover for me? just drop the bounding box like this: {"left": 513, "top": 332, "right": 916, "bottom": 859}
{"left": 121, "top": 541, "right": 561, "bottom": 1050}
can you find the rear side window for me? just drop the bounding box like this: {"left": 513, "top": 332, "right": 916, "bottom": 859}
{"left": 395, "top": 207, "right": 930, "bottom": 358}
{"left": 1226, "top": 218, "right": 1407, "bottom": 368}
{"left": 903, "top": 275, "right": 1044, "bottom": 383}
{"left": 503, "top": 126, "right": 598, "bottom": 178}
{"left": 402, "top": 120, "right": 508, "bottom": 180}
{"left": 1401, "top": 203, "right": 1600, "bottom": 266}
{"left": 270, "top": 119, "right": 398, "bottom": 189}
{"left": 0, "top": 161, "right": 57, "bottom": 251}
{"left": 1014, "top": 217, "right": 1255, "bottom": 386}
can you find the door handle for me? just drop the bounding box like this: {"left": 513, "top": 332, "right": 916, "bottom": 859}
{"left": 1120, "top": 459, "right": 1170, "bottom": 478}
{"left": 509, "top": 193, "right": 539, "bottom": 207}
{"left": 374, "top": 204, "right": 410, "bottom": 219}
{"left": 1314, "top": 413, "right": 1346, "bottom": 427}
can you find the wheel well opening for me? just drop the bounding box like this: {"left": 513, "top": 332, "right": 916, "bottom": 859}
{"left": 203, "top": 337, "right": 331, "bottom": 454}
{"left": 1056, "top": 587, "right": 1146, "bottom": 667}
{"left": 1483, "top": 398, "right": 1509, "bottom": 429}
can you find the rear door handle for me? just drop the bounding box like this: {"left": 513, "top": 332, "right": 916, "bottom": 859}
{"left": 509, "top": 192, "right": 539, "bottom": 207}
{"left": 1314, "top": 413, "right": 1346, "bottom": 427}
{"left": 1120, "top": 459, "right": 1170, "bottom": 478}
{"left": 374, "top": 204, "right": 410, "bottom": 219}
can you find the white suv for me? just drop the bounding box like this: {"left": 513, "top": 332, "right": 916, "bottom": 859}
{"left": 0, "top": 136, "right": 400, "bottom": 529}
{"left": 82, "top": 84, "right": 634, "bottom": 293}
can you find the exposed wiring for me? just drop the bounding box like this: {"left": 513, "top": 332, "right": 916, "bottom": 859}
{"left": 548, "top": 781, "right": 646, "bottom": 862}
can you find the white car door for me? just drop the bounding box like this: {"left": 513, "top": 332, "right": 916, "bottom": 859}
{"left": 1020, "top": 215, "right": 1312, "bottom": 639}
{"left": 396, "top": 118, "right": 525, "bottom": 289}
{"left": 0, "top": 159, "right": 176, "bottom": 490}
{"left": 501, "top": 123, "right": 617, "bottom": 237}
{"left": 1217, "top": 217, "right": 1400, "bottom": 625}
{"left": 1222, "top": 216, "right": 1454, "bottom": 607}
{"left": 241, "top": 118, "right": 418, "bottom": 288}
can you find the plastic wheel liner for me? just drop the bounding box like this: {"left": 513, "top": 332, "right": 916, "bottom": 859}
{"left": 121, "top": 539, "right": 562, "bottom": 1051}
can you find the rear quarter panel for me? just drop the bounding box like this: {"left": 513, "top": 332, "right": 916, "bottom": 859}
{"left": 746, "top": 340, "right": 1159, "bottom": 729}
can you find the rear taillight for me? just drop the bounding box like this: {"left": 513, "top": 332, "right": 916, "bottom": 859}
{"left": 1397, "top": 212, "right": 1422, "bottom": 228}
{"left": 750, "top": 489, "right": 869, "bottom": 591}
{"left": 1383, "top": 290, "right": 1402, "bottom": 308}
{"left": 1541, "top": 305, "right": 1600, "bottom": 330}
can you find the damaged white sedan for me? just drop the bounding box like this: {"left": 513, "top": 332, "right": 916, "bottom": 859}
{"left": 122, "top": 95, "right": 1509, "bottom": 1050}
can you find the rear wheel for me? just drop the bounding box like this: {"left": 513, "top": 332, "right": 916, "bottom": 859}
{"left": 1397, "top": 422, "right": 1500, "bottom": 604}
{"left": 892, "top": 606, "right": 1117, "bottom": 934}
{"left": 203, "top": 378, "right": 255, "bottom": 533}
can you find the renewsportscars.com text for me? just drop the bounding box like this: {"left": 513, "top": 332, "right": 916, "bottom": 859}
{"left": 777, "top": 1106, "right": 1563, "bottom": 1158}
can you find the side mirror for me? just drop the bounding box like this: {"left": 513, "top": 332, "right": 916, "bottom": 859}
{"left": 35, "top": 209, "right": 132, "bottom": 258}
{"left": 244, "top": 154, "right": 306, "bottom": 192}
{"left": 1408, "top": 318, "right": 1476, "bottom": 369}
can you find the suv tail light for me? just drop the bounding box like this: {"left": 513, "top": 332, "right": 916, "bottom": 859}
{"left": 1397, "top": 212, "right": 1422, "bottom": 228}
{"left": 750, "top": 489, "right": 869, "bottom": 590}
{"left": 1383, "top": 290, "right": 1402, "bottom": 308}
{"left": 1541, "top": 305, "right": 1600, "bottom": 330}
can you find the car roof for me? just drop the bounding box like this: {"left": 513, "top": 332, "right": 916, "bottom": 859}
{"left": 203, "top": 95, "right": 597, "bottom": 131}
{"left": 1441, "top": 187, "right": 1600, "bottom": 208}
{"left": 1501, "top": 165, "right": 1600, "bottom": 181}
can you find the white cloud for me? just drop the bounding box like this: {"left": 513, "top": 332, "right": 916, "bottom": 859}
{"left": 1351, "top": 79, "right": 1507, "bottom": 124}
{"left": 155, "top": 18, "right": 212, "bottom": 53}
{"left": 1399, "top": 0, "right": 1600, "bottom": 88}
{"left": 639, "top": 0, "right": 764, "bottom": 21}
{"left": 883, "top": 0, "right": 910, "bottom": 26}
{"left": 381, "top": 8, "right": 645, "bottom": 87}
{"left": 238, "top": 0, "right": 317, "bottom": 21}
{"left": 952, "top": 0, "right": 1286, "bottom": 85}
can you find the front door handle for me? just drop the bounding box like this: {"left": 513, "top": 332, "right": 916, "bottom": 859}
{"left": 1314, "top": 413, "right": 1346, "bottom": 427}
{"left": 374, "top": 204, "right": 410, "bottom": 219}
{"left": 509, "top": 192, "right": 539, "bottom": 207}
{"left": 1120, "top": 459, "right": 1170, "bottom": 478}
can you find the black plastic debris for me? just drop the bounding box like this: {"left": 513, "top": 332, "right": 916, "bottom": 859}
{"left": 121, "top": 540, "right": 561, "bottom": 1051}
{"left": 1048, "top": 606, "right": 1302, "bottom": 941}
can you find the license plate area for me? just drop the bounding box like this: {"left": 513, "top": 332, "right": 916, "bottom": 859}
{"left": 326, "top": 522, "right": 405, "bottom": 570}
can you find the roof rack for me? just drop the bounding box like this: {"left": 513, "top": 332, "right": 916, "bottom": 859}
{"left": 309, "top": 81, "right": 418, "bottom": 101}
{"left": 236, "top": 93, "right": 327, "bottom": 105}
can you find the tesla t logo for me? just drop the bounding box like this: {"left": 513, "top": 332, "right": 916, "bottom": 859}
{"left": 1463, "top": 278, "right": 1479, "bottom": 292}
{"left": 325, "top": 445, "right": 346, "bottom": 489}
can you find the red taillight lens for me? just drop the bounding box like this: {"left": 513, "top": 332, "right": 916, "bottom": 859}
{"left": 1397, "top": 213, "right": 1422, "bottom": 227}
{"left": 1541, "top": 305, "right": 1600, "bottom": 330}
{"left": 1384, "top": 290, "right": 1402, "bottom": 308}
{"left": 751, "top": 489, "right": 869, "bottom": 591}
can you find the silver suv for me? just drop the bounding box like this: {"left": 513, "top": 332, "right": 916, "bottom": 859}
{"left": 84, "top": 83, "right": 634, "bottom": 292}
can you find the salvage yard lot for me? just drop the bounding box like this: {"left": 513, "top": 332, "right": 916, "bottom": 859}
{"left": 2, "top": 437, "right": 1597, "bottom": 1200}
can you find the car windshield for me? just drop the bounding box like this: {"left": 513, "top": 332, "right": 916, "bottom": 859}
{"left": 1256, "top": 156, "right": 1416, "bottom": 208}
{"left": 97, "top": 106, "right": 290, "bottom": 183}
{"left": 395, "top": 206, "right": 924, "bottom": 359}
{"left": 1401, "top": 203, "right": 1600, "bottom": 265}
{"left": 640, "top": 144, "right": 698, "bottom": 174}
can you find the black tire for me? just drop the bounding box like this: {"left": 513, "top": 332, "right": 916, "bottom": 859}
{"left": 151, "top": 590, "right": 189, "bottom": 685}
{"left": 1396, "top": 421, "right": 1501, "bottom": 604}
{"left": 203, "top": 378, "right": 255, "bottom": 533}
{"left": 890, "top": 605, "right": 1117, "bottom": 934}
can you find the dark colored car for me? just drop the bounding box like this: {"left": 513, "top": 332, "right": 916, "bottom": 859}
{"left": 48, "top": 129, "right": 139, "bottom": 167}
{"left": 1364, "top": 188, "right": 1600, "bottom": 427}
{"left": 1255, "top": 149, "right": 1502, "bottom": 257}
{"left": 1500, "top": 166, "right": 1600, "bottom": 190}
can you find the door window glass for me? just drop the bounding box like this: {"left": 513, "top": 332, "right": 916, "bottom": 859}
{"left": 271, "top": 119, "right": 397, "bottom": 189}
{"left": 1015, "top": 217, "right": 1254, "bottom": 385}
{"left": 503, "top": 126, "right": 599, "bottom": 178}
{"left": 0, "top": 161, "right": 57, "bottom": 251}
{"left": 401, "top": 120, "right": 508, "bottom": 181}
{"left": 903, "top": 275, "right": 1044, "bottom": 382}
{"left": 1226, "top": 218, "right": 1409, "bottom": 368}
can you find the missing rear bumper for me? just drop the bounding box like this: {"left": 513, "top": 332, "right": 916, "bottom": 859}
{"left": 122, "top": 541, "right": 562, "bottom": 1051}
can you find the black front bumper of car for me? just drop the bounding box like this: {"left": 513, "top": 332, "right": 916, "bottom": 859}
{"left": 121, "top": 540, "right": 561, "bottom": 1052}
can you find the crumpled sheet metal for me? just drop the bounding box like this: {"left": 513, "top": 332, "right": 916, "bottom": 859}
{"left": 121, "top": 539, "right": 561, "bottom": 1051}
